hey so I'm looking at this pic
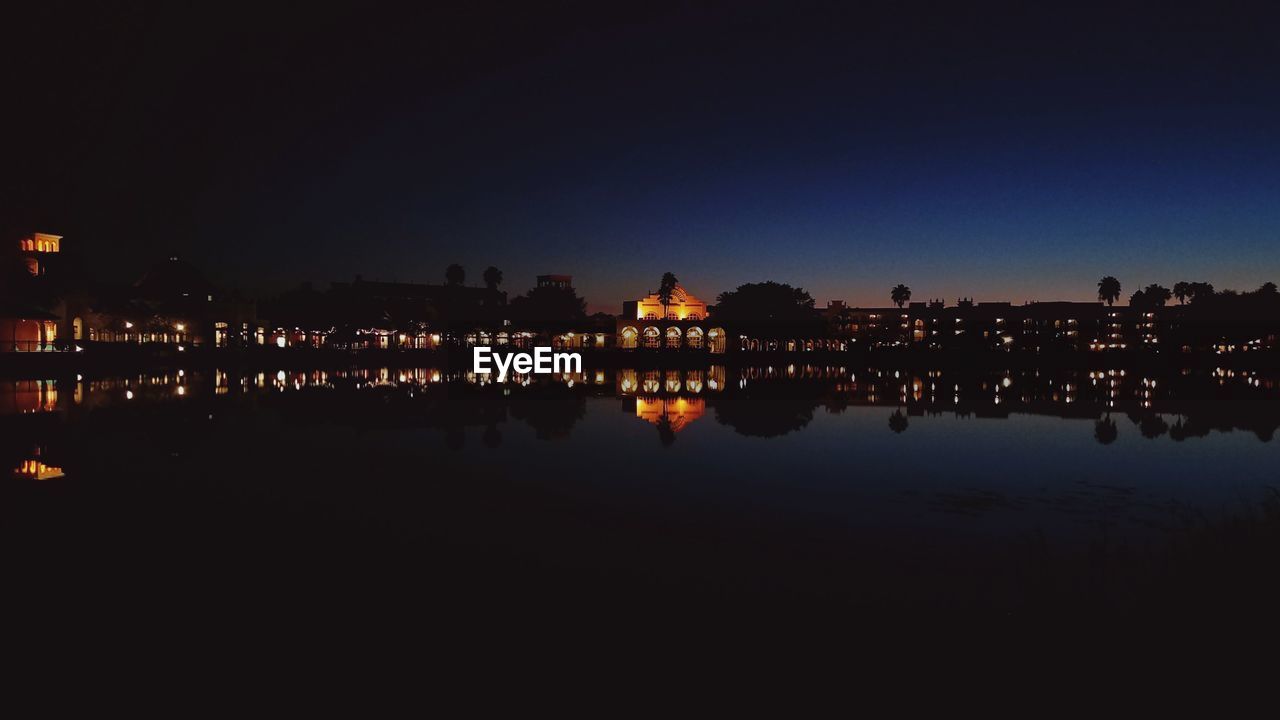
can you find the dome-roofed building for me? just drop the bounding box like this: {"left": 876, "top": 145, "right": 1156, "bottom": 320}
{"left": 617, "top": 283, "right": 725, "bottom": 353}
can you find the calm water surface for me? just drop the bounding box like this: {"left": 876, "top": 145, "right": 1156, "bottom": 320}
{"left": 5, "top": 364, "right": 1278, "bottom": 613}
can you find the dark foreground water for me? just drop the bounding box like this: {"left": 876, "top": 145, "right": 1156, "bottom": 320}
{"left": 5, "top": 364, "right": 1279, "bottom": 628}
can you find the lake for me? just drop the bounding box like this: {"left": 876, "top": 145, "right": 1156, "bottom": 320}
{"left": 5, "top": 363, "right": 1278, "bottom": 620}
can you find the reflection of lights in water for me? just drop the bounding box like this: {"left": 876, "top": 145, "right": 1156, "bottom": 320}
{"left": 1002, "top": 377, "right": 1012, "bottom": 388}
{"left": 126, "top": 390, "right": 134, "bottom": 400}
{"left": 176, "top": 386, "right": 186, "bottom": 396}
{"left": 277, "top": 370, "right": 286, "bottom": 382}
{"left": 16, "top": 460, "right": 64, "bottom": 480}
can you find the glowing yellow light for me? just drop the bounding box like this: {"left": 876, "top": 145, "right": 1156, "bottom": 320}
{"left": 126, "top": 390, "right": 134, "bottom": 400}
{"left": 176, "top": 323, "right": 185, "bottom": 331}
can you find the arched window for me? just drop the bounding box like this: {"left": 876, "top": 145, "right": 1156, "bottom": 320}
{"left": 707, "top": 327, "right": 726, "bottom": 354}
{"left": 642, "top": 370, "right": 661, "bottom": 393}
{"left": 665, "top": 370, "right": 681, "bottom": 393}
{"left": 644, "top": 312, "right": 658, "bottom": 320}
{"left": 620, "top": 326, "right": 639, "bottom": 349}
{"left": 685, "top": 326, "right": 704, "bottom": 349}
{"left": 642, "top": 326, "right": 661, "bottom": 349}
{"left": 665, "top": 326, "right": 682, "bottom": 349}
{"left": 686, "top": 370, "right": 704, "bottom": 394}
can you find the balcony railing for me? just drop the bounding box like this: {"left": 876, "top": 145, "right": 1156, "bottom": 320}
{"left": 7, "top": 341, "right": 59, "bottom": 352}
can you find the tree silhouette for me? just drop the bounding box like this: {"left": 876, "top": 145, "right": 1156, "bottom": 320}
{"left": 1143, "top": 283, "right": 1172, "bottom": 307}
{"left": 1097, "top": 276, "right": 1121, "bottom": 306}
{"left": 712, "top": 382, "right": 821, "bottom": 437}
{"left": 888, "top": 409, "right": 909, "bottom": 434}
{"left": 713, "top": 281, "right": 821, "bottom": 338}
{"left": 507, "top": 384, "right": 586, "bottom": 440}
{"left": 482, "top": 266, "right": 503, "bottom": 291}
{"left": 1188, "top": 282, "right": 1215, "bottom": 303}
{"left": 445, "top": 264, "right": 465, "bottom": 286}
{"left": 891, "top": 284, "right": 911, "bottom": 308}
{"left": 509, "top": 284, "right": 588, "bottom": 330}
{"left": 658, "top": 272, "right": 679, "bottom": 319}
{"left": 1173, "top": 282, "right": 1191, "bottom": 305}
{"left": 1139, "top": 414, "right": 1170, "bottom": 439}
{"left": 1258, "top": 281, "right": 1278, "bottom": 296}
{"left": 481, "top": 424, "right": 502, "bottom": 448}
{"left": 655, "top": 414, "right": 676, "bottom": 447}
{"left": 1094, "top": 416, "right": 1118, "bottom": 445}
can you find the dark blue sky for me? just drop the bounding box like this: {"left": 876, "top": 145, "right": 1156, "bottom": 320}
{"left": 8, "top": 2, "right": 1279, "bottom": 311}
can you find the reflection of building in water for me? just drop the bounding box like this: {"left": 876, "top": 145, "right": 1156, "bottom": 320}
{"left": 0, "top": 380, "right": 59, "bottom": 413}
{"left": 634, "top": 396, "right": 705, "bottom": 432}
{"left": 15, "top": 458, "right": 64, "bottom": 480}
{"left": 617, "top": 284, "right": 727, "bottom": 353}
{"left": 615, "top": 367, "right": 725, "bottom": 395}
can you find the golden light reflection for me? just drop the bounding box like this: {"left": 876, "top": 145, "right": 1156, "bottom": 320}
{"left": 634, "top": 396, "right": 705, "bottom": 432}
{"left": 16, "top": 460, "right": 64, "bottom": 480}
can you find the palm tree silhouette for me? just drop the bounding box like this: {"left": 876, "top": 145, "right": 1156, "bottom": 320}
{"left": 1097, "top": 276, "right": 1121, "bottom": 306}
{"left": 888, "top": 408, "right": 909, "bottom": 434}
{"left": 890, "top": 284, "right": 911, "bottom": 309}
{"left": 482, "top": 266, "right": 503, "bottom": 291}
{"left": 656, "top": 414, "right": 676, "bottom": 447}
{"left": 658, "top": 272, "right": 679, "bottom": 319}
{"left": 1173, "top": 281, "right": 1191, "bottom": 305}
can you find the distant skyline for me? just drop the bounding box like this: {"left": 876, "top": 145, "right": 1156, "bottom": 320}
{"left": 7, "top": 2, "right": 1279, "bottom": 313}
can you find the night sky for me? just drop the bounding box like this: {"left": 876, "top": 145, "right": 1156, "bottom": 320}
{"left": 7, "top": 2, "right": 1280, "bottom": 311}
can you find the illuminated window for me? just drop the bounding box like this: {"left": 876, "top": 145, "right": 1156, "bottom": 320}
{"left": 620, "top": 326, "right": 639, "bottom": 349}
{"left": 686, "top": 326, "right": 704, "bottom": 349}
{"left": 642, "top": 326, "right": 660, "bottom": 348}
{"left": 665, "top": 326, "right": 682, "bottom": 349}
